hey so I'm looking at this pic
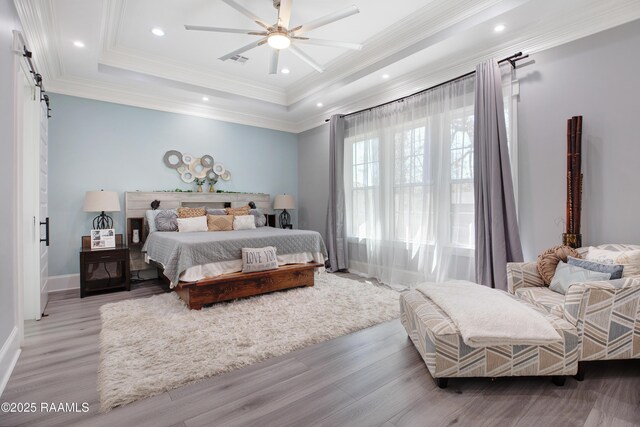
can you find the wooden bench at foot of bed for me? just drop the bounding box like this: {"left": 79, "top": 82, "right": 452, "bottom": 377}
{"left": 172, "top": 262, "right": 323, "bottom": 309}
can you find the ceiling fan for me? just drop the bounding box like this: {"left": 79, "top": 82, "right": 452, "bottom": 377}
{"left": 184, "top": 0, "right": 363, "bottom": 74}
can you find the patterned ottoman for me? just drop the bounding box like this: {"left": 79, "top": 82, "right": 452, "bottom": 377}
{"left": 400, "top": 289, "right": 579, "bottom": 388}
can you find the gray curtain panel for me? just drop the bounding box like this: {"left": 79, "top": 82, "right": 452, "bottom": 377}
{"left": 326, "top": 115, "right": 349, "bottom": 272}
{"left": 474, "top": 59, "right": 523, "bottom": 290}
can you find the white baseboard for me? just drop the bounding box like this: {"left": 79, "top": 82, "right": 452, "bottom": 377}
{"left": 47, "top": 273, "right": 80, "bottom": 292}
{"left": 0, "top": 327, "right": 21, "bottom": 397}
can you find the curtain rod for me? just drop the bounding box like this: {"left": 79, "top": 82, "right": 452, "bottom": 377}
{"left": 324, "top": 52, "right": 529, "bottom": 122}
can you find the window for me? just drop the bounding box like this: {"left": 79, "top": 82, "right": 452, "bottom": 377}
{"left": 349, "top": 138, "right": 378, "bottom": 239}
{"left": 346, "top": 113, "right": 477, "bottom": 248}
{"left": 450, "top": 114, "right": 474, "bottom": 247}
{"left": 393, "top": 127, "right": 431, "bottom": 243}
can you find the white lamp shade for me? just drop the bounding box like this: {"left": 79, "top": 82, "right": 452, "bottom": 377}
{"left": 273, "top": 194, "right": 295, "bottom": 210}
{"left": 83, "top": 191, "right": 121, "bottom": 212}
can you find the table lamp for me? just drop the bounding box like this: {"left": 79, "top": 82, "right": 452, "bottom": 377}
{"left": 273, "top": 194, "right": 295, "bottom": 229}
{"left": 84, "top": 190, "right": 120, "bottom": 229}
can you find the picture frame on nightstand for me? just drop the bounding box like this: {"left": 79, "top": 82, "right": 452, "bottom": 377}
{"left": 90, "top": 228, "right": 116, "bottom": 249}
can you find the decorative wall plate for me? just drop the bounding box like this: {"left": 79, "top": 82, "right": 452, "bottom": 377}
{"left": 177, "top": 165, "right": 187, "bottom": 173}
{"left": 221, "top": 170, "right": 231, "bottom": 181}
{"left": 213, "top": 163, "right": 226, "bottom": 175}
{"left": 188, "top": 158, "right": 209, "bottom": 178}
{"left": 163, "top": 150, "right": 184, "bottom": 169}
{"left": 201, "top": 155, "right": 214, "bottom": 168}
{"left": 180, "top": 170, "right": 195, "bottom": 183}
{"left": 182, "top": 153, "right": 194, "bottom": 164}
{"left": 207, "top": 169, "right": 219, "bottom": 181}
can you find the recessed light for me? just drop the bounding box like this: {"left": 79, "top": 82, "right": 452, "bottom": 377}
{"left": 73, "top": 41, "right": 85, "bottom": 48}
{"left": 202, "top": 96, "right": 209, "bottom": 101}
{"left": 382, "top": 74, "right": 390, "bottom": 79}
{"left": 151, "top": 28, "right": 165, "bottom": 37}
{"left": 494, "top": 24, "right": 505, "bottom": 33}
{"left": 281, "top": 68, "right": 290, "bottom": 74}
{"left": 316, "top": 102, "right": 323, "bottom": 107}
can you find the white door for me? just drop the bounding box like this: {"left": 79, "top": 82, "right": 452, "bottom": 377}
{"left": 39, "top": 100, "right": 49, "bottom": 315}
{"left": 19, "top": 61, "right": 44, "bottom": 320}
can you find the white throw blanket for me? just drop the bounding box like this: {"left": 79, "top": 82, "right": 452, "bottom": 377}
{"left": 416, "top": 280, "right": 562, "bottom": 347}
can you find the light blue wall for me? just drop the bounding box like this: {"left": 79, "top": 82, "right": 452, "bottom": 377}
{"left": 48, "top": 94, "right": 298, "bottom": 276}
{"left": 0, "top": 0, "right": 21, "bottom": 351}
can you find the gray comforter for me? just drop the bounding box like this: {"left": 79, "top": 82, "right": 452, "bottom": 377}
{"left": 143, "top": 227, "right": 328, "bottom": 284}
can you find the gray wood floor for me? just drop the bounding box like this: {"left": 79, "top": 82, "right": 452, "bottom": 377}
{"left": 1, "top": 277, "right": 639, "bottom": 427}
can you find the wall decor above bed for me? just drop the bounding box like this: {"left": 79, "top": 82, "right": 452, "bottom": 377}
{"left": 163, "top": 150, "right": 232, "bottom": 187}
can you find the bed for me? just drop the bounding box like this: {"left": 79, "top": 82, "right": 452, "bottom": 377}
{"left": 143, "top": 226, "right": 328, "bottom": 309}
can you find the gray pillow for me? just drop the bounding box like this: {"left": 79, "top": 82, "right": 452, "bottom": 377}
{"left": 567, "top": 256, "right": 624, "bottom": 280}
{"left": 206, "top": 208, "right": 227, "bottom": 216}
{"left": 155, "top": 209, "right": 178, "bottom": 232}
{"left": 249, "top": 209, "right": 267, "bottom": 227}
{"left": 549, "top": 261, "right": 611, "bottom": 295}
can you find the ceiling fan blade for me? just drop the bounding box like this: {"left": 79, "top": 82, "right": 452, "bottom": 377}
{"left": 219, "top": 38, "right": 268, "bottom": 61}
{"left": 278, "top": 0, "right": 292, "bottom": 29}
{"left": 268, "top": 49, "right": 280, "bottom": 75}
{"left": 290, "top": 5, "right": 359, "bottom": 35}
{"left": 184, "top": 25, "right": 267, "bottom": 36}
{"left": 220, "top": 0, "right": 272, "bottom": 30}
{"left": 288, "top": 45, "right": 324, "bottom": 72}
{"left": 292, "top": 38, "right": 363, "bottom": 50}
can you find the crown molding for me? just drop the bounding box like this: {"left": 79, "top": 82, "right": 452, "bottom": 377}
{"left": 291, "top": 2, "right": 640, "bottom": 132}
{"left": 285, "top": 0, "right": 516, "bottom": 106}
{"left": 15, "top": 0, "right": 640, "bottom": 134}
{"left": 47, "top": 76, "right": 298, "bottom": 133}
{"left": 13, "top": 0, "right": 64, "bottom": 80}
{"left": 98, "top": 0, "right": 288, "bottom": 106}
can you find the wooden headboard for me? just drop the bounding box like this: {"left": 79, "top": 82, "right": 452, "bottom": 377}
{"left": 125, "top": 191, "right": 271, "bottom": 220}
{"left": 124, "top": 191, "right": 272, "bottom": 274}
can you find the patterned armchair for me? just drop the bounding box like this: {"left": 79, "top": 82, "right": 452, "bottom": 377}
{"left": 507, "top": 244, "right": 640, "bottom": 364}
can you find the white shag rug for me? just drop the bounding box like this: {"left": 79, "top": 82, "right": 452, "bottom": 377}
{"left": 98, "top": 272, "right": 399, "bottom": 411}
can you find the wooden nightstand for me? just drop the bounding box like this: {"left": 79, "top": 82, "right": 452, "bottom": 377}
{"left": 80, "top": 234, "right": 130, "bottom": 298}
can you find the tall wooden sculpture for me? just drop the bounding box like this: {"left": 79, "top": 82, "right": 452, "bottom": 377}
{"left": 563, "top": 116, "right": 583, "bottom": 248}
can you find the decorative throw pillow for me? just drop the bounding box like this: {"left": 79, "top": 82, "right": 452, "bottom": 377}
{"left": 177, "top": 216, "right": 208, "bottom": 232}
{"left": 226, "top": 205, "right": 251, "bottom": 216}
{"left": 249, "top": 209, "right": 267, "bottom": 227}
{"left": 155, "top": 209, "right": 178, "bottom": 232}
{"left": 177, "top": 206, "right": 206, "bottom": 218}
{"left": 585, "top": 247, "right": 640, "bottom": 277}
{"left": 206, "top": 208, "right": 227, "bottom": 216}
{"left": 207, "top": 214, "right": 234, "bottom": 231}
{"left": 549, "top": 261, "right": 611, "bottom": 295}
{"left": 537, "top": 245, "right": 582, "bottom": 285}
{"left": 234, "top": 215, "right": 256, "bottom": 230}
{"left": 567, "top": 256, "right": 624, "bottom": 279}
{"left": 146, "top": 209, "right": 160, "bottom": 233}
{"left": 242, "top": 246, "right": 278, "bottom": 273}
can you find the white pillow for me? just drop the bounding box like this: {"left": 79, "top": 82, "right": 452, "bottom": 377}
{"left": 586, "top": 247, "right": 640, "bottom": 277}
{"left": 242, "top": 246, "right": 278, "bottom": 273}
{"left": 233, "top": 215, "right": 256, "bottom": 231}
{"left": 177, "top": 216, "right": 208, "bottom": 232}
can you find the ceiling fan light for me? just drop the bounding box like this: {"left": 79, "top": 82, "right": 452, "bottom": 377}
{"left": 268, "top": 32, "right": 291, "bottom": 50}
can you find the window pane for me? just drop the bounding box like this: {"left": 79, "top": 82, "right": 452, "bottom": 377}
{"left": 451, "top": 182, "right": 474, "bottom": 247}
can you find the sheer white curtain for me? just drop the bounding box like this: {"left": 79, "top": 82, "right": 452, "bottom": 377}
{"left": 343, "top": 65, "right": 517, "bottom": 288}
{"left": 344, "top": 75, "right": 476, "bottom": 288}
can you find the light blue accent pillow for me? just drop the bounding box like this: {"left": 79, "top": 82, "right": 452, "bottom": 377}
{"left": 146, "top": 210, "right": 160, "bottom": 233}
{"left": 550, "top": 261, "right": 611, "bottom": 295}
{"left": 567, "top": 256, "right": 624, "bottom": 280}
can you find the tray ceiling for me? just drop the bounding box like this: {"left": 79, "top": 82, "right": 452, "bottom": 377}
{"left": 15, "top": 0, "right": 640, "bottom": 132}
